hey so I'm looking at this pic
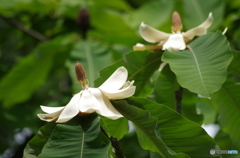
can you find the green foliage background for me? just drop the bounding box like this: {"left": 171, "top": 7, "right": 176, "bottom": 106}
{"left": 0, "top": 0, "right": 240, "bottom": 157}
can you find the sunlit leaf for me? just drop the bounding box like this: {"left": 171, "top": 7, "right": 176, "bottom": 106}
{"left": 162, "top": 32, "right": 232, "bottom": 97}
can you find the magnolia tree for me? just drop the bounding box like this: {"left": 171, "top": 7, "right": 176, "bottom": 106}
{"left": 21, "top": 11, "right": 237, "bottom": 158}
{"left": 0, "top": 0, "right": 240, "bottom": 158}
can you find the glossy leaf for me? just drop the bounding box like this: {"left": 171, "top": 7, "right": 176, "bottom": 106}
{"left": 24, "top": 114, "right": 110, "bottom": 158}
{"left": 94, "top": 50, "right": 162, "bottom": 97}
{"left": 162, "top": 32, "right": 232, "bottom": 97}
{"left": 211, "top": 74, "right": 240, "bottom": 150}
{"left": 111, "top": 99, "right": 188, "bottom": 158}
{"left": 119, "top": 97, "right": 220, "bottom": 158}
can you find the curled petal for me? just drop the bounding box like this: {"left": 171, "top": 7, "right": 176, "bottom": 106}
{"left": 163, "top": 34, "right": 186, "bottom": 50}
{"left": 183, "top": 27, "right": 206, "bottom": 41}
{"left": 37, "top": 108, "right": 64, "bottom": 122}
{"left": 40, "top": 106, "right": 65, "bottom": 114}
{"left": 89, "top": 88, "right": 122, "bottom": 120}
{"left": 56, "top": 92, "right": 81, "bottom": 123}
{"left": 78, "top": 89, "right": 101, "bottom": 113}
{"left": 101, "top": 81, "right": 136, "bottom": 99}
{"left": 198, "top": 12, "right": 213, "bottom": 29}
{"left": 99, "top": 67, "right": 128, "bottom": 92}
{"left": 139, "top": 22, "right": 170, "bottom": 43}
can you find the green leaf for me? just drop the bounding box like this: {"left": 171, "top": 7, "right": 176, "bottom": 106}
{"left": 94, "top": 50, "right": 162, "bottom": 97}
{"left": 111, "top": 99, "right": 188, "bottom": 158}
{"left": 0, "top": 36, "right": 73, "bottom": 107}
{"left": 196, "top": 97, "right": 217, "bottom": 125}
{"left": 154, "top": 65, "right": 179, "bottom": 110}
{"left": 66, "top": 40, "right": 111, "bottom": 92}
{"left": 229, "top": 50, "right": 240, "bottom": 77}
{"left": 211, "top": 74, "right": 240, "bottom": 150}
{"left": 162, "top": 32, "right": 232, "bottom": 97}
{"left": 24, "top": 114, "right": 110, "bottom": 158}
{"left": 182, "top": 0, "right": 225, "bottom": 30}
{"left": 100, "top": 116, "right": 129, "bottom": 140}
{"left": 121, "top": 97, "right": 220, "bottom": 158}
{"left": 23, "top": 122, "right": 56, "bottom": 158}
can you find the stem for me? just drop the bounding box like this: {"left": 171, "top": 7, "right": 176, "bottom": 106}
{"left": 0, "top": 16, "right": 49, "bottom": 42}
{"left": 175, "top": 87, "right": 183, "bottom": 114}
{"left": 100, "top": 127, "right": 125, "bottom": 158}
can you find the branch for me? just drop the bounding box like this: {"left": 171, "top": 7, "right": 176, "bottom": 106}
{"left": 175, "top": 86, "right": 183, "bottom": 114}
{"left": 101, "top": 127, "right": 125, "bottom": 158}
{"left": 0, "top": 16, "right": 49, "bottom": 42}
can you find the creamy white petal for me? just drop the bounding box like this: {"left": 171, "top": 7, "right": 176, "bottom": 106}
{"left": 139, "top": 22, "right": 170, "bottom": 43}
{"left": 37, "top": 108, "right": 64, "bottom": 122}
{"left": 163, "top": 34, "right": 186, "bottom": 50}
{"left": 56, "top": 92, "right": 81, "bottom": 123}
{"left": 182, "top": 27, "right": 206, "bottom": 41}
{"left": 198, "top": 12, "right": 213, "bottom": 29}
{"left": 78, "top": 89, "right": 101, "bottom": 113}
{"left": 40, "top": 106, "right": 65, "bottom": 114}
{"left": 89, "top": 88, "right": 122, "bottom": 120}
{"left": 99, "top": 67, "right": 128, "bottom": 92}
{"left": 101, "top": 81, "right": 135, "bottom": 99}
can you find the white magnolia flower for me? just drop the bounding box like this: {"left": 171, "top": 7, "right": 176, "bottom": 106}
{"left": 37, "top": 66, "right": 135, "bottom": 123}
{"left": 134, "top": 11, "right": 213, "bottom": 51}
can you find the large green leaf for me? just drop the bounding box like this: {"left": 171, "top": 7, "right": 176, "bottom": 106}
{"left": 111, "top": 99, "right": 188, "bottom": 158}
{"left": 24, "top": 114, "right": 110, "bottom": 158}
{"left": 0, "top": 36, "right": 73, "bottom": 107}
{"left": 66, "top": 40, "right": 111, "bottom": 92}
{"left": 229, "top": 50, "right": 240, "bottom": 77}
{"left": 211, "top": 74, "right": 240, "bottom": 150}
{"left": 23, "top": 122, "right": 56, "bottom": 158}
{"left": 94, "top": 50, "right": 162, "bottom": 97}
{"left": 114, "top": 97, "right": 220, "bottom": 158}
{"left": 162, "top": 32, "right": 232, "bottom": 97}
{"left": 100, "top": 116, "right": 128, "bottom": 140}
{"left": 181, "top": 0, "right": 225, "bottom": 30}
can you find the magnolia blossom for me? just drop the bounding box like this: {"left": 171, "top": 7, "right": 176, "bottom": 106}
{"left": 134, "top": 12, "right": 213, "bottom": 51}
{"left": 38, "top": 66, "right": 135, "bottom": 123}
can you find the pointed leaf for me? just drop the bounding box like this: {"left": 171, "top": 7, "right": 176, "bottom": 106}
{"left": 162, "top": 32, "right": 232, "bottom": 97}
{"left": 111, "top": 99, "right": 188, "bottom": 158}
{"left": 211, "top": 74, "right": 240, "bottom": 150}
{"left": 94, "top": 50, "right": 162, "bottom": 97}
{"left": 115, "top": 97, "right": 220, "bottom": 158}
{"left": 24, "top": 114, "right": 110, "bottom": 158}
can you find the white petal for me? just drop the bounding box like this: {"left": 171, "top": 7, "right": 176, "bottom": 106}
{"left": 139, "top": 22, "right": 170, "bottom": 43}
{"left": 99, "top": 67, "right": 128, "bottom": 92}
{"left": 78, "top": 89, "right": 101, "bottom": 113}
{"left": 56, "top": 92, "right": 81, "bottom": 123}
{"left": 163, "top": 34, "right": 186, "bottom": 50}
{"left": 198, "top": 12, "right": 213, "bottom": 29}
{"left": 183, "top": 27, "right": 206, "bottom": 41}
{"left": 37, "top": 108, "right": 64, "bottom": 122}
{"left": 40, "top": 106, "right": 65, "bottom": 114}
{"left": 89, "top": 88, "right": 123, "bottom": 120}
{"left": 100, "top": 81, "right": 136, "bottom": 99}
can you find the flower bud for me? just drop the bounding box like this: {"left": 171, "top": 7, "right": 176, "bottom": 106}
{"left": 172, "top": 11, "right": 182, "bottom": 33}
{"left": 75, "top": 61, "right": 87, "bottom": 89}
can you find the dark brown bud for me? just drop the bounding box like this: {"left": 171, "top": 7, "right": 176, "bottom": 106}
{"left": 76, "top": 8, "right": 90, "bottom": 39}
{"left": 75, "top": 61, "right": 87, "bottom": 89}
{"left": 172, "top": 11, "right": 182, "bottom": 33}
